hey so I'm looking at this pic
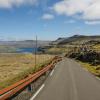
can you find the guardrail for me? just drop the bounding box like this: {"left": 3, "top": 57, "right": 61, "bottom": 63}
{"left": 0, "top": 56, "right": 62, "bottom": 100}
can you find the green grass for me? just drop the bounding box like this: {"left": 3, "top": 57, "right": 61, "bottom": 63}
{"left": 92, "top": 44, "right": 100, "bottom": 52}
{"left": 0, "top": 45, "right": 17, "bottom": 53}
{"left": 0, "top": 59, "right": 52, "bottom": 89}
{"left": 0, "top": 54, "right": 54, "bottom": 90}
{"left": 47, "top": 47, "right": 69, "bottom": 54}
{"left": 78, "top": 61, "right": 100, "bottom": 77}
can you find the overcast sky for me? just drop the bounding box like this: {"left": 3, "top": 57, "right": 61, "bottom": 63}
{"left": 0, "top": 0, "right": 100, "bottom": 40}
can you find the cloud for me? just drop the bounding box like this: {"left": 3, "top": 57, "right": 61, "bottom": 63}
{"left": 42, "top": 13, "right": 54, "bottom": 20}
{"left": 0, "top": 0, "right": 38, "bottom": 8}
{"left": 85, "top": 21, "right": 100, "bottom": 25}
{"left": 83, "top": 0, "right": 100, "bottom": 20}
{"left": 52, "top": 0, "right": 100, "bottom": 23}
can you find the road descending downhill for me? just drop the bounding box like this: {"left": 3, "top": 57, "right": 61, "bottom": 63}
{"left": 31, "top": 58, "right": 100, "bottom": 100}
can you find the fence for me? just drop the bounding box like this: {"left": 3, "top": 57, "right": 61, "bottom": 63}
{"left": 0, "top": 56, "right": 62, "bottom": 100}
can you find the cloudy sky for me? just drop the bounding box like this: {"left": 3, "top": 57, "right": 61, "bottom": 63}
{"left": 0, "top": 0, "right": 100, "bottom": 40}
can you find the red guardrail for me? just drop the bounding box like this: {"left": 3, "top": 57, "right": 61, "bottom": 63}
{"left": 0, "top": 56, "right": 62, "bottom": 100}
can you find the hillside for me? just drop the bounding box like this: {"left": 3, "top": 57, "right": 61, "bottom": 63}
{"left": 52, "top": 35, "right": 100, "bottom": 45}
{"left": 0, "top": 40, "right": 50, "bottom": 48}
{"left": 47, "top": 35, "right": 100, "bottom": 77}
{"left": 0, "top": 54, "right": 54, "bottom": 89}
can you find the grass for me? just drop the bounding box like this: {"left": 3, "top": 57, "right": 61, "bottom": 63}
{"left": 47, "top": 47, "right": 69, "bottom": 54}
{"left": 78, "top": 61, "right": 100, "bottom": 77}
{"left": 0, "top": 53, "right": 54, "bottom": 89}
{"left": 92, "top": 44, "right": 100, "bottom": 52}
{"left": 0, "top": 45, "right": 17, "bottom": 53}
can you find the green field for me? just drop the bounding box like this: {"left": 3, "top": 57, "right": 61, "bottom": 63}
{"left": 0, "top": 45, "right": 17, "bottom": 53}
{"left": 0, "top": 53, "right": 54, "bottom": 89}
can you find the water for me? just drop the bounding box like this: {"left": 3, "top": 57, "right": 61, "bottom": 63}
{"left": 17, "top": 47, "right": 44, "bottom": 53}
{"left": 17, "top": 48, "right": 37, "bottom": 53}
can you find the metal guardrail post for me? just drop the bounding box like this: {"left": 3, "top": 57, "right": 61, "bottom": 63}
{"left": 28, "top": 84, "right": 33, "bottom": 92}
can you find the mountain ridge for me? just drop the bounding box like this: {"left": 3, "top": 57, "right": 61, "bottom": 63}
{"left": 52, "top": 35, "right": 100, "bottom": 45}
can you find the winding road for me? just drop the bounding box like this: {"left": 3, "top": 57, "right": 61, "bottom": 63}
{"left": 30, "top": 58, "right": 100, "bottom": 100}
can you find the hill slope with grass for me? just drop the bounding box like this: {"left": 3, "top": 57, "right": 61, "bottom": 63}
{"left": 47, "top": 35, "right": 100, "bottom": 77}
{"left": 51, "top": 35, "right": 100, "bottom": 45}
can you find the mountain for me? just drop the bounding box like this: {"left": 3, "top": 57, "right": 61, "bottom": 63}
{"left": 52, "top": 35, "right": 100, "bottom": 45}
{"left": 0, "top": 40, "right": 50, "bottom": 48}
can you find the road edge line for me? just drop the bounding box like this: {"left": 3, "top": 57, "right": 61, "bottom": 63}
{"left": 30, "top": 84, "right": 45, "bottom": 100}
{"left": 50, "top": 69, "right": 54, "bottom": 76}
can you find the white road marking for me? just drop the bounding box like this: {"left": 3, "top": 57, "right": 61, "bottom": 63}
{"left": 54, "top": 65, "right": 57, "bottom": 69}
{"left": 50, "top": 69, "right": 54, "bottom": 76}
{"left": 30, "top": 84, "right": 45, "bottom": 100}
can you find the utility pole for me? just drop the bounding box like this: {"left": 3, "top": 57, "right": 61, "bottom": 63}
{"left": 28, "top": 36, "right": 38, "bottom": 92}
{"left": 34, "top": 35, "right": 37, "bottom": 71}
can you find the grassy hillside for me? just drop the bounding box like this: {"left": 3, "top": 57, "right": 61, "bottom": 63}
{"left": 0, "top": 54, "right": 54, "bottom": 89}
{"left": 52, "top": 35, "right": 100, "bottom": 45}
{"left": 92, "top": 44, "right": 100, "bottom": 52}
{"left": 79, "top": 61, "right": 100, "bottom": 77}
{"left": 47, "top": 46, "right": 69, "bottom": 54}
{"left": 47, "top": 35, "right": 100, "bottom": 77}
{"left": 48, "top": 35, "right": 100, "bottom": 55}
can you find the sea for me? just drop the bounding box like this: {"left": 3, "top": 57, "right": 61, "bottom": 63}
{"left": 17, "top": 48, "right": 38, "bottom": 53}
{"left": 16, "top": 47, "right": 44, "bottom": 53}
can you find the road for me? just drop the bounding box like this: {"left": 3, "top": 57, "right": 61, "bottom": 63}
{"left": 30, "top": 58, "right": 100, "bottom": 100}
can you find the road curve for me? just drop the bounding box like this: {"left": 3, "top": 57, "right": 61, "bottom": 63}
{"left": 31, "top": 58, "right": 100, "bottom": 100}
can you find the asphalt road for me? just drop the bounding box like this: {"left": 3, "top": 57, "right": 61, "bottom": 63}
{"left": 31, "top": 58, "right": 100, "bottom": 100}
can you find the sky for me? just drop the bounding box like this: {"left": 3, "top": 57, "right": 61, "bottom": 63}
{"left": 0, "top": 0, "right": 100, "bottom": 40}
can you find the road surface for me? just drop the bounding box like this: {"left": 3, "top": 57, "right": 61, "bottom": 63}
{"left": 31, "top": 58, "right": 100, "bottom": 100}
